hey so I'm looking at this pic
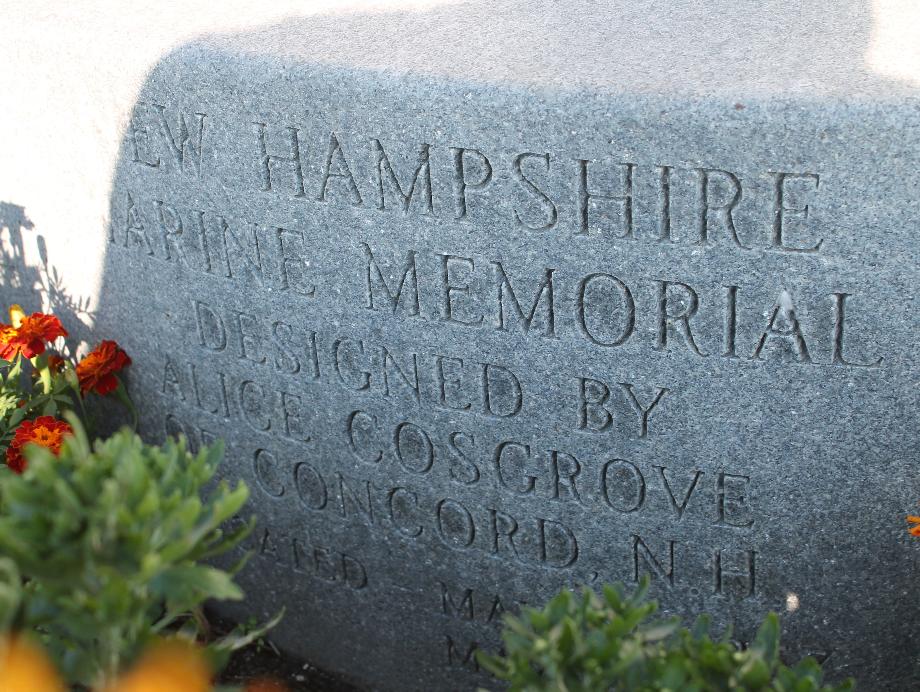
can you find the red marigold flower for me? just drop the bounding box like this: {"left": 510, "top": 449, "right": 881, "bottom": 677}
{"left": 5, "top": 416, "right": 73, "bottom": 474}
{"left": 0, "top": 312, "right": 67, "bottom": 360}
{"left": 76, "top": 340, "right": 131, "bottom": 395}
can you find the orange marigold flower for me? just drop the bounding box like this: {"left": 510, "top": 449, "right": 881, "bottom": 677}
{"left": 0, "top": 635, "right": 65, "bottom": 692}
{"left": 0, "top": 312, "right": 67, "bottom": 360}
{"left": 102, "top": 639, "right": 211, "bottom": 692}
{"left": 907, "top": 515, "right": 920, "bottom": 537}
{"left": 76, "top": 340, "right": 131, "bottom": 395}
{"left": 47, "top": 355, "right": 66, "bottom": 373}
{"left": 5, "top": 416, "right": 72, "bottom": 474}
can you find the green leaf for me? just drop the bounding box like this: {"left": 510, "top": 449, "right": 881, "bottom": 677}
{"left": 210, "top": 608, "right": 285, "bottom": 654}
{"left": 752, "top": 611, "right": 780, "bottom": 667}
{"left": 640, "top": 620, "right": 679, "bottom": 643}
{"left": 0, "top": 557, "right": 21, "bottom": 631}
{"left": 155, "top": 565, "right": 243, "bottom": 603}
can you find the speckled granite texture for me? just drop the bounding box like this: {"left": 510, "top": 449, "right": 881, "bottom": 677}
{"left": 2, "top": 2, "right": 919, "bottom": 689}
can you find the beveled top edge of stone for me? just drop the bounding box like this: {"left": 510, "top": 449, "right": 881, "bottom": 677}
{"left": 167, "top": 0, "right": 920, "bottom": 101}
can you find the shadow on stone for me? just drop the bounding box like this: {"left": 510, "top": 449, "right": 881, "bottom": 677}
{"left": 0, "top": 201, "right": 96, "bottom": 360}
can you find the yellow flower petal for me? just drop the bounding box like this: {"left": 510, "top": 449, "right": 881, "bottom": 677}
{"left": 104, "top": 639, "right": 211, "bottom": 692}
{"left": 8, "top": 304, "right": 24, "bottom": 328}
{"left": 0, "top": 636, "right": 65, "bottom": 692}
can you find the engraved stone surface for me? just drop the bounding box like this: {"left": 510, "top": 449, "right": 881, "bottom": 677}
{"left": 2, "top": 2, "right": 920, "bottom": 689}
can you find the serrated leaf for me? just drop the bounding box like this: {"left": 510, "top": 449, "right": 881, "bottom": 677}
{"left": 155, "top": 565, "right": 243, "bottom": 603}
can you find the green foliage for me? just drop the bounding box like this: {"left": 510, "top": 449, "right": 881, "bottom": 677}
{"left": 0, "top": 350, "right": 76, "bottom": 446}
{"left": 478, "top": 578, "right": 854, "bottom": 692}
{"left": 0, "top": 417, "right": 277, "bottom": 688}
{"left": 0, "top": 557, "right": 21, "bottom": 633}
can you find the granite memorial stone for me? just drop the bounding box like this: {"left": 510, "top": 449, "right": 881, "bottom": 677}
{"left": 2, "top": 2, "right": 920, "bottom": 689}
